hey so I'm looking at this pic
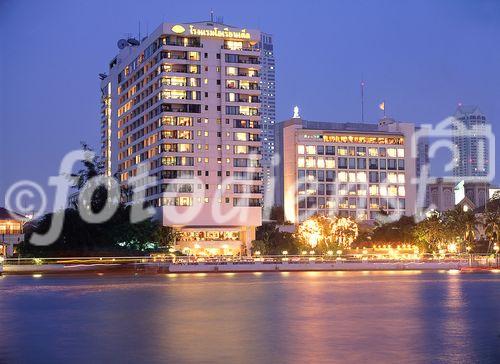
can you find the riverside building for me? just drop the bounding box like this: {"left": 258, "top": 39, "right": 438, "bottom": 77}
{"left": 276, "top": 114, "right": 417, "bottom": 224}
{"left": 100, "top": 20, "right": 265, "bottom": 255}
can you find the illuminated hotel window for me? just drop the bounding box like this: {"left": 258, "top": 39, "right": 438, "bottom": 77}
{"left": 369, "top": 185, "right": 379, "bottom": 195}
{"left": 234, "top": 132, "right": 247, "bottom": 141}
{"left": 388, "top": 172, "right": 398, "bottom": 183}
{"left": 338, "top": 171, "right": 348, "bottom": 182}
{"left": 368, "top": 147, "right": 378, "bottom": 157}
{"left": 317, "top": 157, "right": 325, "bottom": 168}
{"left": 380, "top": 186, "right": 388, "bottom": 196}
{"left": 338, "top": 147, "right": 348, "bottom": 156}
{"left": 398, "top": 173, "right": 405, "bottom": 184}
{"left": 298, "top": 157, "right": 305, "bottom": 168}
{"left": 348, "top": 172, "right": 356, "bottom": 182}
{"left": 398, "top": 186, "right": 406, "bottom": 196}
{"left": 397, "top": 148, "right": 405, "bottom": 157}
{"left": 297, "top": 145, "right": 305, "bottom": 154}
{"left": 306, "top": 145, "right": 316, "bottom": 154}
{"left": 357, "top": 172, "right": 367, "bottom": 182}
{"left": 388, "top": 185, "right": 398, "bottom": 197}
{"left": 226, "top": 41, "right": 243, "bottom": 50}
{"left": 387, "top": 148, "right": 397, "bottom": 158}
{"left": 305, "top": 157, "right": 316, "bottom": 168}
{"left": 325, "top": 158, "right": 335, "bottom": 168}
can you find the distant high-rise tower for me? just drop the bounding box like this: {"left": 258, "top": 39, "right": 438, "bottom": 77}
{"left": 452, "top": 105, "right": 489, "bottom": 178}
{"left": 259, "top": 33, "right": 276, "bottom": 209}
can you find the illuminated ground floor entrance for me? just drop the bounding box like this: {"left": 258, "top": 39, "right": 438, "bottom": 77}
{"left": 174, "top": 226, "right": 256, "bottom": 256}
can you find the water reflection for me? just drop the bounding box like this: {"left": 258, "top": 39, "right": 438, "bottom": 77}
{"left": 0, "top": 272, "right": 499, "bottom": 363}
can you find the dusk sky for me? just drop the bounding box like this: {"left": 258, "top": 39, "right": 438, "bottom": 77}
{"left": 1, "top": 0, "right": 499, "bottom": 212}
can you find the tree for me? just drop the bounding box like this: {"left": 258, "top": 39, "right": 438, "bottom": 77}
{"left": 252, "top": 223, "right": 299, "bottom": 255}
{"left": 483, "top": 210, "right": 500, "bottom": 253}
{"left": 295, "top": 215, "right": 358, "bottom": 253}
{"left": 371, "top": 215, "right": 416, "bottom": 244}
{"left": 19, "top": 143, "right": 171, "bottom": 257}
{"left": 444, "top": 207, "right": 479, "bottom": 251}
{"left": 333, "top": 217, "right": 358, "bottom": 249}
{"left": 152, "top": 224, "right": 179, "bottom": 249}
{"left": 413, "top": 211, "right": 447, "bottom": 253}
{"left": 269, "top": 205, "right": 285, "bottom": 224}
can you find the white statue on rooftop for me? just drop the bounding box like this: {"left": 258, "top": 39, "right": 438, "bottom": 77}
{"left": 293, "top": 105, "right": 300, "bottom": 119}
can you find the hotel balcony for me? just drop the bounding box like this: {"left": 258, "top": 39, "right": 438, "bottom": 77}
{"left": 221, "top": 44, "right": 259, "bottom": 52}
{"left": 226, "top": 94, "right": 261, "bottom": 104}
{"left": 161, "top": 103, "right": 201, "bottom": 113}
{"left": 160, "top": 64, "right": 200, "bottom": 75}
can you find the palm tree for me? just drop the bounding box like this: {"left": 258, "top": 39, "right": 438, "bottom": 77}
{"left": 413, "top": 211, "right": 446, "bottom": 253}
{"left": 444, "top": 207, "right": 479, "bottom": 251}
{"left": 483, "top": 211, "right": 500, "bottom": 253}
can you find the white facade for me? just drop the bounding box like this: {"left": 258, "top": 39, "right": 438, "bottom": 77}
{"left": 280, "top": 117, "right": 417, "bottom": 224}
{"left": 100, "top": 21, "right": 264, "bottom": 255}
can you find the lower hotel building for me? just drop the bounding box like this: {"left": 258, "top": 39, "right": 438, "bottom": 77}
{"left": 100, "top": 20, "right": 268, "bottom": 255}
{"left": 276, "top": 115, "right": 417, "bottom": 224}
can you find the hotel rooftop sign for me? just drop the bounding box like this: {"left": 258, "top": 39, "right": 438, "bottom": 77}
{"left": 171, "top": 24, "right": 253, "bottom": 40}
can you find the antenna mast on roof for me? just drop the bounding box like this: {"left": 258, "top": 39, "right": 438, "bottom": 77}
{"left": 360, "top": 75, "right": 366, "bottom": 123}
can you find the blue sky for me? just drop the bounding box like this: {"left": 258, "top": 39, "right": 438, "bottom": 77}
{"left": 1, "top": 0, "right": 499, "bottom": 212}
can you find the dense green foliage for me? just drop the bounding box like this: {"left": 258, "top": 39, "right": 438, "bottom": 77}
{"left": 18, "top": 144, "right": 177, "bottom": 257}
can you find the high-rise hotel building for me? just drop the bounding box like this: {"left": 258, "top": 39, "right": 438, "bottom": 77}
{"left": 100, "top": 21, "right": 266, "bottom": 255}
{"left": 452, "top": 105, "right": 490, "bottom": 178}
{"left": 276, "top": 115, "right": 417, "bottom": 223}
{"left": 258, "top": 33, "right": 276, "bottom": 207}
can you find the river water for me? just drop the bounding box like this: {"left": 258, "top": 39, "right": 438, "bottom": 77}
{"left": 0, "top": 271, "right": 499, "bottom": 363}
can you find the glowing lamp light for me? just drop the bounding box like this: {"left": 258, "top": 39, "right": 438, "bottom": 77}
{"left": 327, "top": 250, "right": 334, "bottom": 256}
{"left": 255, "top": 251, "right": 261, "bottom": 256}
{"left": 447, "top": 243, "right": 458, "bottom": 253}
{"left": 301, "top": 250, "right": 307, "bottom": 255}
{"left": 282, "top": 250, "right": 288, "bottom": 256}
{"left": 494, "top": 244, "right": 499, "bottom": 253}
{"left": 336, "top": 250, "right": 343, "bottom": 255}
{"left": 309, "top": 250, "right": 315, "bottom": 255}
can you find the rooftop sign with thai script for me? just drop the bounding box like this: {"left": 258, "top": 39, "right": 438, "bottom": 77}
{"left": 171, "top": 24, "right": 252, "bottom": 40}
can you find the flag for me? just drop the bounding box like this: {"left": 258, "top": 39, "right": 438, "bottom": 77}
{"left": 378, "top": 101, "right": 385, "bottom": 111}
